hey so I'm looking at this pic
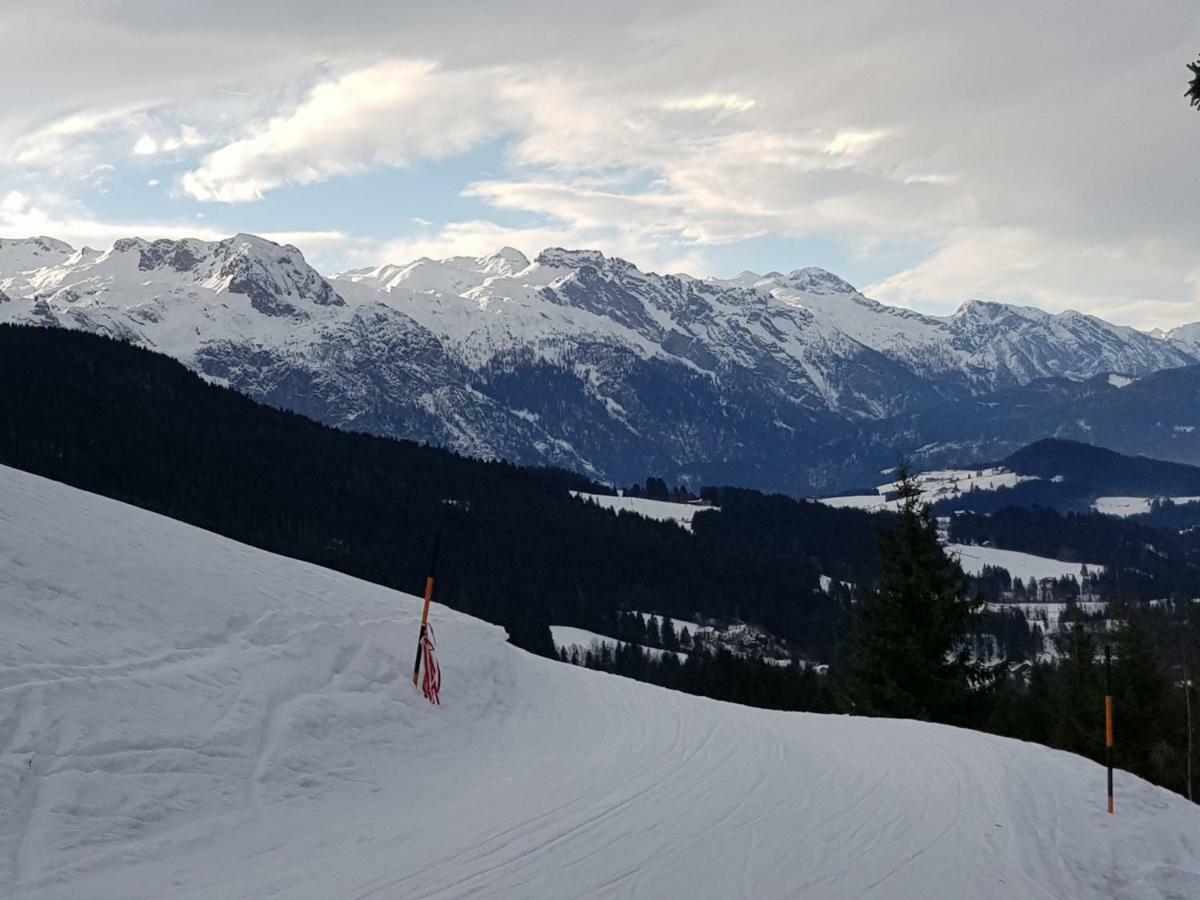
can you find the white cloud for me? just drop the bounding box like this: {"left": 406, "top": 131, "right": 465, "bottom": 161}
{"left": 181, "top": 60, "right": 516, "bottom": 202}
{"left": 0, "top": 189, "right": 227, "bottom": 246}
{"left": 824, "top": 129, "right": 891, "bottom": 157}
{"left": 1, "top": 1, "right": 1198, "bottom": 327}
{"left": 867, "top": 227, "right": 1200, "bottom": 330}
{"left": 5, "top": 108, "right": 141, "bottom": 172}
{"left": 662, "top": 94, "right": 756, "bottom": 113}
{"left": 132, "top": 125, "right": 209, "bottom": 156}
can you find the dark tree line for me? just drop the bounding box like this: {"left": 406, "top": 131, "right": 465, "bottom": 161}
{"left": 563, "top": 641, "right": 835, "bottom": 713}
{"left": 0, "top": 325, "right": 861, "bottom": 661}
{"left": 950, "top": 507, "right": 1200, "bottom": 601}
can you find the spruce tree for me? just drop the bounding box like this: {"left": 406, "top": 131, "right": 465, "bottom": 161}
{"left": 838, "top": 465, "right": 986, "bottom": 723}
{"left": 1049, "top": 621, "right": 1102, "bottom": 756}
{"left": 661, "top": 617, "right": 678, "bottom": 651}
{"left": 1189, "top": 54, "right": 1200, "bottom": 109}
{"left": 1110, "top": 611, "right": 1178, "bottom": 788}
{"left": 646, "top": 615, "right": 662, "bottom": 648}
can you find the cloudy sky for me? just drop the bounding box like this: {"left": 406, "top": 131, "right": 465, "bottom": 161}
{"left": 2, "top": 1, "right": 1197, "bottom": 327}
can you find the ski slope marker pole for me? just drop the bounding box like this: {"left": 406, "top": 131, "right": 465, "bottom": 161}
{"left": 1105, "top": 643, "right": 1114, "bottom": 814}
{"left": 412, "top": 533, "right": 441, "bottom": 688}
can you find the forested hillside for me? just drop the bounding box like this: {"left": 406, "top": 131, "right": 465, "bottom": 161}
{"left": 0, "top": 325, "right": 868, "bottom": 675}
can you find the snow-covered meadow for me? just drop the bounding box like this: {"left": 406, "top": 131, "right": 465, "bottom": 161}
{"left": 549, "top": 624, "right": 688, "bottom": 663}
{"left": 818, "top": 466, "right": 1035, "bottom": 513}
{"left": 945, "top": 543, "right": 1104, "bottom": 583}
{"left": 3, "top": 464, "right": 1200, "bottom": 898}
{"left": 570, "top": 491, "right": 717, "bottom": 531}
{"left": 1093, "top": 496, "right": 1200, "bottom": 518}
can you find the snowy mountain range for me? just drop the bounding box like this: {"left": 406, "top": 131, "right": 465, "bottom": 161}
{"left": 2, "top": 232, "right": 1198, "bottom": 491}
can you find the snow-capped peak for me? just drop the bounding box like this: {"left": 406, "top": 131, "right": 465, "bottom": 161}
{"left": 783, "top": 267, "right": 858, "bottom": 295}
{"left": 953, "top": 298, "right": 1038, "bottom": 319}
{"left": 0, "top": 235, "right": 76, "bottom": 273}
{"left": 2, "top": 233, "right": 345, "bottom": 333}
{"left": 1167, "top": 321, "right": 1200, "bottom": 355}
{"left": 492, "top": 246, "right": 530, "bottom": 267}
{"left": 724, "top": 270, "right": 767, "bottom": 288}
{"left": 337, "top": 247, "right": 531, "bottom": 297}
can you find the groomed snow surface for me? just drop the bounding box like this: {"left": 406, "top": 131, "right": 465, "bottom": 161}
{"left": 3, "top": 464, "right": 1200, "bottom": 899}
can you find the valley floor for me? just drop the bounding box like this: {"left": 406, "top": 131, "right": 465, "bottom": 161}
{"left": 2, "top": 465, "right": 1199, "bottom": 898}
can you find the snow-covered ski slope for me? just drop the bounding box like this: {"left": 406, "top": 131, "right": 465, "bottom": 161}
{"left": 3, "top": 464, "right": 1200, "bottom": 899}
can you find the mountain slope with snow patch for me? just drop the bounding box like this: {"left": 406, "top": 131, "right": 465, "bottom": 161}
{"left": 2, "top": 463, "right": 1200, "bottom": 899}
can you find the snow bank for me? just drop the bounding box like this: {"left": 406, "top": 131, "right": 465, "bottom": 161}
{"left": 946, "top": 543, "right": 1104, "bottom": 582}
{"left": 2, "top": 464, "right": 1199, "bottom": 899}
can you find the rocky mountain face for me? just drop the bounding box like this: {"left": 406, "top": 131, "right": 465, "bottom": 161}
{"left": 1, "top": 232, "right": 1197, "bottom": 493}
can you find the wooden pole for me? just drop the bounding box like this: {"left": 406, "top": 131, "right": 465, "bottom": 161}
{"left": 1105, "top": 643, "right": 1114, "bottom": 814}
{"left": 412, "top": 533, "right": 441, "bottom": 688}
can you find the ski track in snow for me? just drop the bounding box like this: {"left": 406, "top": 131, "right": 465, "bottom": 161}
{"left": 2, "top": 464, "right": 1200, "bottom": 898}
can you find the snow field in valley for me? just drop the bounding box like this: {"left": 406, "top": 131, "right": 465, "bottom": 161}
{"left": 549, "top": 625, "right": 688, "bottom": 663}
{"left": 1093, "top": 496, "right": 1200, "bottom": 518}
{"left": 570, "top": 491, "right": 716, "bottom": 531}
{"left": 817, "top": 467, "right": 1034, "bottom": 513}
{"left": 2, "top": 464, "right": 1200, "bottom": 898}
{"left": 944, "top": 543, "right": 1104, "bottom": 583}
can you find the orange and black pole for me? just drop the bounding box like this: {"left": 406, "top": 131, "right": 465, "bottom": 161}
{"left": 1105, "top": 643, "right": 1114, "bottom": 814}
{"left": 412, "top": 533, "right": 441, "bottom": 688}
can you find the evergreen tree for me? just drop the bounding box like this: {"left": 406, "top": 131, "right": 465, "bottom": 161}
{"left": 661, "top": 617, "right": 678, "bottom": 651}
{"left": 1110, "top": 611, "right": 1179, "bottom": 788}
{"left": 838, "top": 465, "right": 987, "bottom": 723}
{"left": 1189, "top": 53, "right": 1200, "bottom": 109}
{"left": 1049, "top": 621, "right": 1102, "bottom": 756}
{"left": 644, "top": 477, "right": 670, "bottom": 500}
{"left": 646, "top": 615, "right": 662, "bottom": 648}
